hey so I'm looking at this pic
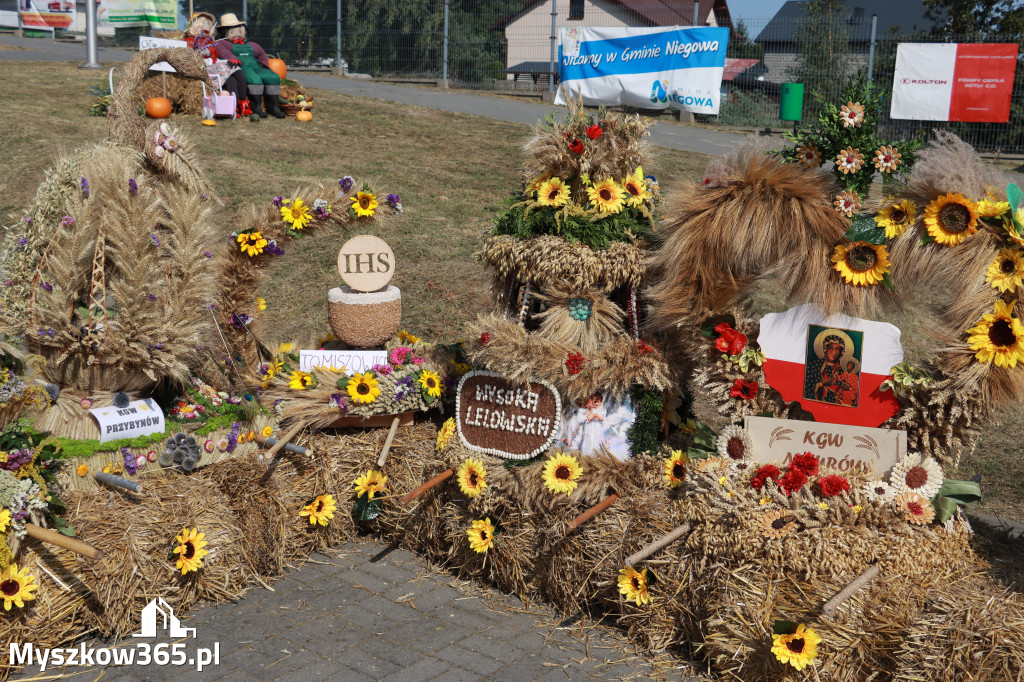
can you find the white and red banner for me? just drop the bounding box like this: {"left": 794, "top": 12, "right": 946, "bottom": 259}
{"left": 758, "top": 304, "right": 903, "bottom": 428}
{"left": 891, "top": 42, "right": 1018, "bottom": 122}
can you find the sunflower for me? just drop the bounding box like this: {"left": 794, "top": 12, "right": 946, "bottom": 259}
{"left": 172, "top": 527, "right": 208, "bottom": 575}
{"left": 457, "top": 458, "right": 487, "bottom": 498}
{"left": 527, "top": 173, "right": 550, "bottom": 194}
{"left": 772, "top": 623, "right": 821, "bottom": 671}
{"left": 0, "top": 509, "right": 9, "bottom": 532}
{"left": 467, "top": 517, "right": 496, "bottom": 553}
{"left": 622, "top": 168, "right": 652, "bottom": 207}
{"left": 977, "top": 197, "right": 1010, "bottom": 218}
{"left": 277, "top": 342, "right": 293, "bottom": 355}
{"left": 795, "top": 143, "right": 822, "bottom": 167}
{"left": 351, "top": 191, "right": 378, "bottom": 218}
{"left": 436, "top": 417, "right": 456, "bottom": 452}
{"left": 417, "top": 370, "right": 443, "bottom": 398}
{"left": 299, "top": 494, "right": 337, "bottom": 526}
{"left": 281, "top": 198, "right": 312, "bottom": 230}
{"left": 874, "top": 198, "right": 916, "bottom": 238}
{"left": 986, "top": 248, "right": 1024, "bottom": 293}
{"left": 759, "top": 510, "right": 797, "bottom": 538}
{"left": 924, "top": 193, "right": 979, "bottom": 246}
{"left": 716, "top": 425, "right": 753, "bottom": 461}
{"left": 894, "top": 491, "right": 936, "bottom": 525}
{"left": 664, "top": 450, "right": 687, "bottom": 488}
{"left": 839, "top": 101, "right": 865, "bottom": 127}
{"left": 0, "top": 564, "right": 37, "bottom": 610}
{"left": 967, "top": 299, "right": 1024, "bottom": 367}
{"left": 397, "top": 330, "right": 421, "bottom": 344}
{"left": 542, "top": 452, "right": 583, "bottom": 495}
{"left": 586, "top": 178, "right": 625, "bottom": 215}
{"left": 617, "top": 567, "right": 652, "bottom": 606}
{"left": 833, "top": 190, "right": 861, "bottom": 217}
{"left": 835, "top": 147, "right": 864, "bottom": 174}
{"left": 236, "top": 231, "right": 268, "bottom": 257}
{"left": 288, "top": 370, "right": 314, "bottom": 390}
{"left": 353, "top": 469, "right": 387, "bottom": 500}
{"left": 536, "top": 177, "right": 570, "bottom": 207}
{"left": 888, "top": 453, "right": 944, "bottom": 499}
{"left": 873, "top": 145, "right": 901, "bottom": 173}
{"left": 347, "top": 372, "right": 381, "bottom": 404}
{"left": 832, "top": 241, "right": 890, "bottom": 286}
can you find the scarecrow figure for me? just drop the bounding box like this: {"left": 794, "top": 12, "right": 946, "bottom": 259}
{"left": 184, "top": 12, "right": 248, "bottom": 115}
{"left": 214, "top": 13, "right": 286, "bottom": 119}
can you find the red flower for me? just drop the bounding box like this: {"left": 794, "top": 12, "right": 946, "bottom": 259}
{"left": 751, "top": 464, "right": 781, "bottom": 490}
{"left": 778, "top": 467, "right": 808, "bottom": 495}
{"left": 790, "top": 452, "right": 820, "bottom": 477}
{"left": 818, "top": 475, "right": 850, "bottom": 497}
{"left": 637, "top": 339, "right": 655, "bottom": 355}
{"left": 585, "top": 123, "right": 603, "bottom": 140}
{"left": 566, "top": 352, "right": 585, "bottom": 375}
{"left": 701, "top": 177, "right": 712, "bottom": 186}
{"left": 730, "top": 378, "right": 758, "bottom": 399}
{"left": 480, "top": 332, "right": 491, "bottom": 346}
{"left": 713, "top": 323, "right": 748, "bottom": 355}
{"left": 568, "top": 138, "right": 584, "bottom": 154}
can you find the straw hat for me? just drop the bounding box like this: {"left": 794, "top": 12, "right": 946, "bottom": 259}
{"left": 188, "top": 11, "right": 215, "bottom": 25}
{"left": 218, "top": 12, "right": 246, "bottom": 29}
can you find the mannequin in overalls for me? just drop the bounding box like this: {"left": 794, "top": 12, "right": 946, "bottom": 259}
{"left": 214, "top": 13, "right": 285, "bottom": 119}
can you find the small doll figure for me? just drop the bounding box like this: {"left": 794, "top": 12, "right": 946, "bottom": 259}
{"left": 184, "top": 12, "right": 248, "bottom": 115}
{"left": 215, "top": 13, "right": 286, "bottom": 119}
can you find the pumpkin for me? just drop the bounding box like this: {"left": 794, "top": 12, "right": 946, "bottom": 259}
{"left": 295, "top": 110, "right": 313, "bottom": 122}
{"left": 267, "top": 58, "right": 287, "bottom": 81}
{"left": 145, "top": 97, "right": 172, "bottom": 119}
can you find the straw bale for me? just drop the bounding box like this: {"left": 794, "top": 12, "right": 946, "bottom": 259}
{"left": 137, "top": 73, "right": 204, "bottom": 115}
{"left": 63, "top": 474, "right": 251, "bottom": 638}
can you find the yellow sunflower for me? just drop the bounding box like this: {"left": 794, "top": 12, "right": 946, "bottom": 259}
{"left": 347, "top": 372, "right": 381, "bottom": 404}
{"left": 622, "top": 168, "right": 652, "bottom": 207}
{"left": 967, "top": 299, "right": 1024, "bottom": 367}
{"left": 417, "top": 370, "right": 443, "bottom": 398}
{"left": 772, "top": 623, "right": 821, "bottom": 671}
{"left": 172, "top": 527, "right": 208, "bottom": 575}
{"left": 664, "top": 450, "right": 687, "bottom": 488}
{"left": 457, "top": 458, "right": 487, "bottom": 498}
{"left": 985, "top": 248, "right": 1024, "bottom": 293}
{"left": 467, "top": 517, "right": 496, "bottom": 553}
{"left": 0, "top": 509, "right": 9, "bottom": 532}
{"left": 353, "top": 469, "right": 387, "bottom": 500}
{"left": 977, "top": 197, "right": 1010, "bottom": 218}
{"left": 0, "top": 564, "right": 37, "bottom": 610}
{"left": 527, "top": 173, "right": 550, "bottom": 194}
{"left": 874, "top": 198, "right": 916, "bottom": 238}
{"left": 831, "top": 241, "right": 890, "bottom": 286}
{"left": 236, "top": 231, "right": 268, "bottom": 257}
{"left": 277, "top": 342, "right": 293, "bottom": 355}
{"left": 536, "top": 177, "right": 570, "bottom": 207}
{"left": 281, "top": 198, "right": 312, "bottom": 230}
{"left": 617, "top": 566, "right": 652, "bottom": 606}
{"left": 586, "top": 178, "right": 625, "bottom": 215}
{"left": 299, "top": 494, "right": 337, "bottom": 526}
{"left": 542, "top": 452, "right": 583, "bottom": 495}
{"left": 351, "top": 191, "right": 378, "bottom": 218}
{"left": 288, "top": 370, "right": 314, "bottom": 390}
{"left": 436, "top": 417, "right": 456, "bottom": 452}
{"left": 397, "top": 330, "right": 421, "bottom": 344}
{"left": 924, "top": 192, "right": 979, "bottom": 246}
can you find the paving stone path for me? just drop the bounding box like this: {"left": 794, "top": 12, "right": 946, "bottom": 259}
{"left": 15, "top": 538, "right": 702, "bottom": 681}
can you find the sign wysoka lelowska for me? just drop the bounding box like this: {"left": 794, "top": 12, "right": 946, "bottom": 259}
{"left": 555, "top": 26, "right": 728, "bottom": 114}
{"left": 456, "top": 371, "right": 562, "bottom": 460}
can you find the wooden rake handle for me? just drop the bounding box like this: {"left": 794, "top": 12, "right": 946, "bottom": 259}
{"left": 567, "top": 493, "right": 619, "bottom": 530}
{"left": 25, "top": 523, "right": 104, "bottom": 561}
{"left": 400, "top": 469, "right": 454, "bottom": 505}
{"left": 625, "top": 522, "right": 693, "bottom": 566}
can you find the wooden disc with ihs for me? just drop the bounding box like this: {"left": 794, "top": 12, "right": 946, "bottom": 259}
{"left": 337, "top": 234, "right": 396, "bottom": 292}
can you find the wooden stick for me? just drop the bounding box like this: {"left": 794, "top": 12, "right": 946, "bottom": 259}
{"left": 254, "top": 435, "right": 309, "bottom": 456}
{"left": 376, "top": 416, "right": 401, "bottom": 468}
{"left": 625, "top": 522, "right": 693, "bottom": 566}
{"left": 265, "top": 421, "right": 307, "bottom": 460}
{"left": 400, "top": 469, "right": 454, "bottom": 505}
{"left": 93, "top": 472, "right": 143, "bottom": 494}
{"left": 567, "top": 493, "right": 619, "bottom": 530}
{"left": 821, "top": 564, "right": 881, "bottom": 617}
{"left": 24, "top": 524, "right": 104, "bottom": 561}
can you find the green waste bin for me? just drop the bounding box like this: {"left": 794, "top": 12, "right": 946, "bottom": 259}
{"left": 779, "top": 83, "right": 805, "bottom": 122}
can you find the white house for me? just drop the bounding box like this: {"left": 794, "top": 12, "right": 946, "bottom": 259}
{"left": 497, "top": 0, "right": 733, "bottom": 82}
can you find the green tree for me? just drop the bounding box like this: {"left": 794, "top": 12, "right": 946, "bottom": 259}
{"left": 726, "top": 19, "right": 764, "bottom": 60}
{"left": 787, "top": 0, "right": 851, "bottom": 109}
{"left": 923, "top": 0, "right": 1024, "bottom": 35}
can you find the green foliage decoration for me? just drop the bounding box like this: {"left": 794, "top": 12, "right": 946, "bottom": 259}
{"left": 628, "top": 386, "right": 663, "bottom": 457}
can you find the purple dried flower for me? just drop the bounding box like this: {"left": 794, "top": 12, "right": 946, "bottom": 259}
{"left": 18, "top": 238, "right": 27, "bottom": 246}
{"left": 328, "top": 393, "right": 349, "bottom": 410}
{"left": 148, "top": 294, "right": 157, "bottom": 301}
{"left": 201, "top": 193, "right": 208, "bottom": 199}
{"left": 339, "top": 176, "right": 355, "bottom": 192}
{"left": 40, "top": 281, "right": 52, "bottom": 292}
{"left": 81, "top": 177, "right": 90, "bottom": 197}
{"left": 60, "top": 216, "right": 75, "bottom": 227}
{"left": 128, "top": 178, "right": 138, "bottom": 194}
{"left": 204, "top": 250, "right": 213, "bottom": 258}
{"left": 385, "top": 193, "right": 401, "bottom": 207}
{"left": 230, "top": 312, "right": 252, "bottom": 329}
{"left": 3, "top": 281, "right": 12, "bottom": 287}
{"left": 23, "top": 217, "right": 32, "bottom": 224}
{"left": 272, "top": 196, "right": 283, "bottom": 207}
{"left": 0, "top": 448, "right": 34, "bottom": 471}
{"left": 122, "top": 447, "right": 138, "bottom": 475}
{"left": 150, "top": 233, "right": 160, "bottom": 247}
{"left": 264, "top": 241, "right": 285, "bottom": 256}
{"left": 226, "top": 432, "right": 238, "bottom": 452}
{"left": 47, "top": 328, "right": 55, "bottom": 337}
{"left": 313, "top": 208, "right": 329, "bottom": 220}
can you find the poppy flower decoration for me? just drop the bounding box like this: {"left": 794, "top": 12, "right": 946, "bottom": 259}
{"left": 568, "top": 138, "right": 584, "bottom": 154}
{"left": 714, "top": 323, "right": 748, "bottom": 355}
{"left": 585, "top": 123, "right": 603, "bottom": 140}
{"left": 730, "top": 378, "right": 758, "bottom": 399}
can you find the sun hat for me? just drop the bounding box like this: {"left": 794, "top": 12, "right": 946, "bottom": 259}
{"left": 219, "top": 12, "right": 246, "bottom": 29}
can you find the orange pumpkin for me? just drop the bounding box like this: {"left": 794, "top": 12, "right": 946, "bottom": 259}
{"left": 267, "top": 58, "right": 287, "bottom": 81}
{"left": 145, "top": 97, "right": 172, "bottom": 119}
{"left": 296, "top": 110, "right": 313, "bottom": 122}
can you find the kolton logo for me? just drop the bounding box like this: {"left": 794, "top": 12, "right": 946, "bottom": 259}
{"left": 650, "top": 80, "right": 669, "bottom": 104}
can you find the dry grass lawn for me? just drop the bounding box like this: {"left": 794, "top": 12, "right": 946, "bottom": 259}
{"left": 0, "top": 61, "right": 1020, "bottom": 520}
